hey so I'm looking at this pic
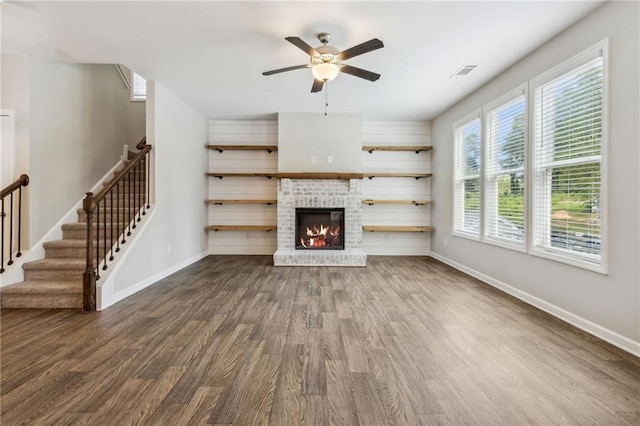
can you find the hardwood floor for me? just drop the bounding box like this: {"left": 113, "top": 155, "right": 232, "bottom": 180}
{"left": 1, "top": 256, "right": 639, "bottom": 425}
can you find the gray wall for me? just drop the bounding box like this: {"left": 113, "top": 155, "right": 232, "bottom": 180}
{"left": 431, "top": 1, "right": 639, "bottom": 347}
{"left": 108, "top": 80, "right": 208, "bottom": 297}
{"left": 1, "top": 55, "right": 146, "bottom": 246}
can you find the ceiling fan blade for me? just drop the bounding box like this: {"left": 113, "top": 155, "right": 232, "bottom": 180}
{"left": 285, "top": 36, "right": 319, "bottom": 57}
{"left": 311, "top": 79, "right": 324, "bottom": 93}
{"left": 262, "top": 64, "right": 310, "bottom": 76}
{"left": 338, "top": 38, "right": 384, "bottom": 60}
{"left": 340, "top": 65, "right": 381, "bottom": 82}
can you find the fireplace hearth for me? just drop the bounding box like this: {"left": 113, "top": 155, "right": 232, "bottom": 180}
{"left": 296, "top": 208, "right": 345, "bottom": 250}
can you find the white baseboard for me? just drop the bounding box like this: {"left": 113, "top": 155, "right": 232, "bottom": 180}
{"left": 1, "top": 160, "right": 124, "bottom": 287}
{"left": 100, "top": 249, "right": 208, "bottom": 310}
{"left": 95, "top": 207, "right": 207, "bottom": 310}
{"left": 429, "top": 251, "right": 640, "bottom": 358}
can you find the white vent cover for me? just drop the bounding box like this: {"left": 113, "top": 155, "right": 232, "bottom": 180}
{"left": 450, "top": 64, "right": 477, "bottom": 78}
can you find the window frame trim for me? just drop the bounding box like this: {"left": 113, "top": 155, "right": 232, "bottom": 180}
{"left": 482, "top": 84, "right": 528, "bottom": 252}
{"left": 528, "top": 39, "right": 609, "bottom": 274}
{"left": 452, "top": 109, "right": 482, "bottom": 242}
{"left": 130, "top": 70, "right": 147, "bottom": 102}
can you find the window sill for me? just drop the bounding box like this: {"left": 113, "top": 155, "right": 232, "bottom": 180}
{"left": 452, "top": 230, "right": 481, "bottom": 242}
{"left": 531, "top": 247, "right": 607, "bottom": 274}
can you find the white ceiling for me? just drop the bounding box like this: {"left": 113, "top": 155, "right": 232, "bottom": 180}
{"left": 2, "top": 1, "right": 604, "bottom": 121}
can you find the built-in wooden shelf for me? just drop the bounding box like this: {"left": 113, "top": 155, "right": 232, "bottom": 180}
{"left": 363, "top": 225, "right": 434, "bottom": 233}
{"left": 276, "top": 173, "right": 364, "bottom": 180}
{"left": 362, "top": 199, "right": 432, "bottom": 206}
{"left": 206, "top": 225, "right": 276, "bottom": 232}
{"left": 363, "top": 145, "right": 433, "bottom": 154}
{"left": 207, "top": 199, "right": 276, "bottom": 205}
{"left": 207, "top": 145, "right": 278, "bottom": 153}
{"left": 364, "top": 173, "right": 432, "bottom": 180}
{"left": 206, "top": 172, "right": 276, "bottom": 179}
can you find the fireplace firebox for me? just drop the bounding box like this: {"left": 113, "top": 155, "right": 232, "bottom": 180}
{"left": 295, "top": 208, "right": 345, "bottom": 250}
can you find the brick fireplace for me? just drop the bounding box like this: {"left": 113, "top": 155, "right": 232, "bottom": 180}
{"left": 273, "top": 178, "right": 367, "bottom": 266}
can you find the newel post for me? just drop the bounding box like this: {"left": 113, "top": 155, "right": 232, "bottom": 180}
{"left": 83, "top": 192, "right": 96, "bottom": 312}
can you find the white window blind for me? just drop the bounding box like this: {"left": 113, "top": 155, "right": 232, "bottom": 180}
{"left": 132, "top": 72, "right": 147, "bottom": 100}
{"left": 532, "top": 55, "right": 604, "bottom": 265}
{"left": 485, "top": 94, "right": 526, "bottom": 246}
{"left": 453, "top": 117, "right": 481, "bottom": 238}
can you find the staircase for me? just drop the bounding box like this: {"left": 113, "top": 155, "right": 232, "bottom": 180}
{"left": 1, "top": 154, "right": 147, "bottom": 309}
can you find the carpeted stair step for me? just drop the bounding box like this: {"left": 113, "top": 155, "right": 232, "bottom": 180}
{"left": 43, "top": 239, "right": 112, "bottom": 259}
{"left": 62, "top": 222, "right": 130, "bottom": 239}
{"left": 0, "top": 281, "right": 83, "bottom": 309}
{"left": 98, "top": 197, "right": 145, "bottom": 209}
{"left": 22, "top": 259, "right": 85, "bottom": 282}
{"left": 77, "top": 208, "right": 139, "bottom": 223}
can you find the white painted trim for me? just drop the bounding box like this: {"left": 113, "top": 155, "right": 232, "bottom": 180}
{"left": 429, "top": 251, "right": 640, "bottom": 357}
{"left": 0, "top": 160, "right": 124, "bottom": 286}
{"left": 99, "top": 230, "right": 207, "bottom": 310}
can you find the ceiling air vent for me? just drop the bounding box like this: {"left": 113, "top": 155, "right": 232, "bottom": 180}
{"left": 450, "top": 64, "right": 477, "bottom": 78}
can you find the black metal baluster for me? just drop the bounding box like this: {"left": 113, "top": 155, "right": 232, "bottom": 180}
{"left": 146, "top": 153, "right": 150, "bottom": 209}
{"left": 127, "top": 169, "right": 132, "bottom": 236}
{"left": 7, "top": 193, "right": 14, "bottom": 265}
{"left": 109, "top": 190, "right": 114, "bottom": 260}
{"left": 120, "top": 173, "right": 126, "bottom": 245}
{"left": 142, "top": 157, "right": 147, "bottom": 216}
{"left": 132, "top": 165, "right": 137, "bottom": 230}
{"left": 137, "top": 162, "right": 141, "bottom": 222}
{"left": 17, "top": 186, "right": 23, "bottom": 258}
{"left": 102, "top": 197, "right": 107, "bottom": 271}
{"left": 1, "top": 198, "right": 5, "bottom": 273}
{"left": 96, "top": 201, "right": 100, "bottom": 280}
{"left": 116, "top": 179, "right": 122, "bottom": 250}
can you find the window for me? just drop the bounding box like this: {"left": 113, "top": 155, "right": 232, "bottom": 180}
{"left": 453, "top": 114, "right": 481, "bottom": 239}
{"left": 131, "top": 71, "right": 147, "bottom": 101}
{"left": 484, "top": 89, "right": 526, "bottom": 248}
{"left": 450, "top": 41, "right": 607, "bottom": 272}
{"left": 531, "top": 43, "right": 606, "bottom": 270}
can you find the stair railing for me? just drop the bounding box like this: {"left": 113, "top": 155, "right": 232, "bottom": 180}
{"left": 1, "top": 174, "right": 29, "bottom": 273}
{"left": 82, "top": 138, "right": 151, "bottom": 311}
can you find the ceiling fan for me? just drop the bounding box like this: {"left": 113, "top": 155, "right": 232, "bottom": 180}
{"left": 263, "top": 32, "right": 384, "bottom": 93}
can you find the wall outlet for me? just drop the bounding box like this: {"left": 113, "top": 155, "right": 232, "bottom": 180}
{"left": 167, "top": 245, "right": 171, "bottom": 255}
{"left": 327, "top": 156, "right": 333, "bottom": 164}
{"left": 311, "top": 156, "right": 317, "bottom": 164}
{"left": 444, "top": 238, "right": 448, "bottom": 246}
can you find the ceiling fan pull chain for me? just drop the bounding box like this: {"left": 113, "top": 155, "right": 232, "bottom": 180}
{"left": 325, "top": 80, "right": 329, "bottom": 116}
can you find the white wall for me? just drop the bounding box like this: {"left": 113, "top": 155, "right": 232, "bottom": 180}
{"left": 106, "top": 81, "right": 208, "bottom": 300}
{"left": 278, "top": 113, "right": 362, "bottom": 173}
{"left": 207, "top": 120, "right": 278, "bottom": 255}
{"left": 431, "top": 1, "right": 639, "bottom": 352}
{"left": 207, "top": 119, "right": 432, "bottom": 256}
{"left": 361, "top": 121, "right": 432, "bottom": 255}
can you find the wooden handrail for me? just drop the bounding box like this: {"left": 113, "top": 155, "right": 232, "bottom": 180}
{"left": 1, "top": 174, "right": 29, "bottom": 274}
{"left": 82, "top": 137, "right": 151, "bottom": 311}
{"left": 1, "top": 174, "right": 29, "bottom": 199}
{"left": 94, "top": 144, "right": 151, "bottom": 202}
{"left": 136, "top": 136, "right": 147, "bottom": 150}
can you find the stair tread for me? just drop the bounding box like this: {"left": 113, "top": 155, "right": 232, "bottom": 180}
{"left": 44, "top": 239, "right": 94, "bottom": 248}
{"left": 62, "top": 222, "right": 129, "bottom": 229}
{"left": 22, "top": 259, "right": 86, "bottom": 270}
{"left": 1, "top": 281, "right": 82, "bottom": 294}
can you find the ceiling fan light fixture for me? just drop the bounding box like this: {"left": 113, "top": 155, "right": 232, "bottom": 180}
{"left": 312, "top": 62, "right": 340, "bottom": 81}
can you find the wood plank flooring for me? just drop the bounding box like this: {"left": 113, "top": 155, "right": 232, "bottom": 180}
{"left": 1, "top": 255, "right": 639, "bottom": 425}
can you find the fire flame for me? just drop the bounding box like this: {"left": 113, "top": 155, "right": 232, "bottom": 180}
{"left": 300, "top": 224, "right": 341, "bottom": 249}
